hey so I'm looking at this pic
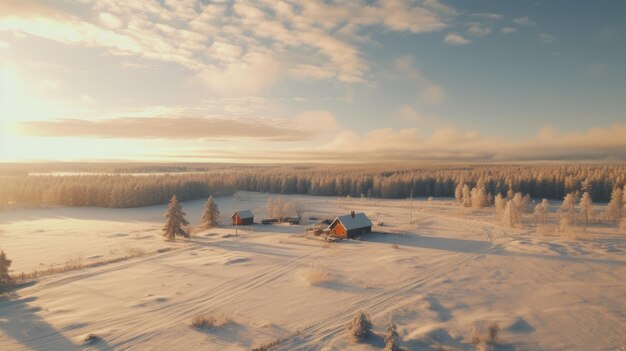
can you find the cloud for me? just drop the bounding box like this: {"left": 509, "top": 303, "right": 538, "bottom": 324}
{"left": 397, "top": 105, "right": 422, "bottom": 122}
{"left": 0, "top": 0, "right": 456, "bottom": 88}
{"left": 16, "top": 116, "right": 312, "bottom": 141}
{"left": 444, "top": 33, "right": 471, "bottom": 45}
{"left": 420, "top": 85, "right": 445, "bottom": 105}
{"left": 539, "top": 33, "right": 555, "bottom": 44}
{"left": 467, "top": 22, "right": 491, "bottom": 36}
{"left": 471, "top": 13, "right": 502, "bottom": 20}
{"left": 513, "top": 16, "right": 535, "bottom": 26}
{"left": 500, "top": 27, "right": 517, "bottom": 34}
{"left": 175, "top": 123, "right": 626, "bottom": 163}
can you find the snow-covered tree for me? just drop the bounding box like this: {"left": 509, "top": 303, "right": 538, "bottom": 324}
{"left": 534, "top": 199, "right": 549, "bottom": 226}
{"left": 200, "top": 195, "right": 220, "bottom": 228}
{"left": 502, "top": 200, "right": 518, "bottom": 228}
{"left": 462, "top": 184, "right": 471, "bottom": 207}
{"left": 471, "top": 186, "right": 487, "bottom": 210}
{"left": 579, "top": 192, "right": 594, "bottom": 225}
{"left": 383, "top": 320, "right": 400, "bottom": 351}
{"left": 494, "top": 193, "right": 506, "bottom": 218}
{"left": 0, "top": 250, "right": 12, "bottom": 287}
{"left": 454, "top": 182, "right": 464, "bottom": 203}
{"left": 605, "top": 187, "right": 623, "bottom": 223}
{"left": 560, "top": 193, "right": 577, "bottom": 224}
{"left": 521, "top": 194, "right": 532, "bottom": 213}
{"left": 348, "top": 311, "right": 372, "bottom": 343}
{"left": 163, "top": 195, "right": 189, "bottom": 240}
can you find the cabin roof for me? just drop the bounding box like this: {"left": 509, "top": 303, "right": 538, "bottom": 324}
{"left": 231, "top": 209, "right": 254, "bottom": 219}
{"left": 328, "top": 212, "right": 372, "bottom": 231}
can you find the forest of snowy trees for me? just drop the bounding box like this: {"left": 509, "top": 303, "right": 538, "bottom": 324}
{"left": 0, "top": 164, "right": 624, "bottom": 208}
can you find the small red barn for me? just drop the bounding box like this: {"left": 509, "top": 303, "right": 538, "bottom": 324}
{"left": 231, "top": 210, "right": 254, "bottom": 225}
{"left": 327, "top": 211, "right": 372, "bottom": 238}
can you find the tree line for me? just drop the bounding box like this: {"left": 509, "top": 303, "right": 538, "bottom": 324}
{"left": 0, "top": 164, "right": 624, "bottom": 208}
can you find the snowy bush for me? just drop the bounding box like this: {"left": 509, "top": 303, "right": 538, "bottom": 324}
{"left": 190, "top": 313, "right": 228, "bottom": 329}
{"left": 469, "top": 321, "right": 500, "bottom": 350}
{"left": 383, "top": 320, "right": 400, "bottom": 351}
{"left": 306, "top": 265, "right": 331, "bottom": 286}
{"left": 348, "top": 311, "right": 372, "bottom": 342}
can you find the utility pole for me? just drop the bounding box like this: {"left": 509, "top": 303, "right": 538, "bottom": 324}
{"left": 410, "top": 187, "right": 413, "bottom": 224}
{"left": 233, "top": 191, "right": 238, "bottom": 237}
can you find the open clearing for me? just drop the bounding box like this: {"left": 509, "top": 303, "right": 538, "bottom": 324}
{"left": 1, "top": 192, "right": 625, "bottom": 350}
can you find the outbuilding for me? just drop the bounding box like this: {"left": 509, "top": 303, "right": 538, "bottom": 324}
{"left": 327, "top": 211, "right": 372, "bottom": 238}
{"left": 231, "top": 210, "right": 254, "bottom": 225}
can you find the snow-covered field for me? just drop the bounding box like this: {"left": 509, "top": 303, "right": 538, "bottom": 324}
{"left": 1, "top": 192, "right": 625, "bottom": 350}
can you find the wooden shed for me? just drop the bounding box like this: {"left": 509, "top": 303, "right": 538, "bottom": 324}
{"left": 231, "top": 210, "right": 254, "bottom": 225}
{"left": 327, "top": 211, "right": 372, "bottom": 238}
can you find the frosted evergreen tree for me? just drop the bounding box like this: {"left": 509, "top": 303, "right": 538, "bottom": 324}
{"left": 494, "top": 193, "right": 506, "bottom": 218}
{"left": 502, "top": 200, "right": 518, "bottom": 228}
{"left": 606, "top": 187, "right": 623, "bottom": 222}
{"left": 348, "top": 311, "right": 372, "bottom": 342}
{"left": 560, "top": 193, "right": 577, "bottom": 224}
{"left": 579, "top": 192, "right": 594, "bottom": 225}
{"left": 462, "top": 184, "right": 472, "bottom": 207}
{"left": 471, "top": 186, "right": 486, "bottom": 210}
{"left": 383, "top": 320, "right": 400, "bottom": 351}
{"left": 534, "top": 199, "right": 549, "bottom": 226}
{"left": 454, "top": 182, "right": 464, "bottom": 203}
{"left": 200, "top": 195, "right": 220, "bottom": 228}
{"left": 163, "top": 195, "right": 189, "bottom": 240}
{"left": 0, "top": 250, "right": 12, "bottom": 287}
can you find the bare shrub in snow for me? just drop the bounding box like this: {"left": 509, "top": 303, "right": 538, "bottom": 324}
{"left": 251, "top": 339, "right": 280, "bottom": 351}
{"left": 190, "top": 312, "right": 228, "bottom": 329}
{"left": 348, "top": 311, "right": 372, "bottom": 342}
{"left": 469, "top": 321, "right": 500, "bottom": 350}
{"left": 383, "top": 320, "right": 400, "bottom": 351}
{"left": 306, "top": 265, "right": 331, "bottom": 286}
{"left": 83, "top": 333, "right": 101, "bottom": 344}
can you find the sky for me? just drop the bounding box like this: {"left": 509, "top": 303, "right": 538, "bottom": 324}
{"left": 0, "top": 0, "right": 625, "bottom": 163}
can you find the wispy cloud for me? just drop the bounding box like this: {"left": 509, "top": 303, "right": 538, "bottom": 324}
{"left": 174, "top": 124, "right": 626, "bottom": 163}
{"left": 500, "top": 27, "right": 517, "bottom": 34}
{"left": 444, "top": 33, "right": 471, "bottom": 45}
{"left": 539, "top": 33, "right": 555, "bottom": 44}
{"left": 513, "top": 16, "right": 536, "bottom": 26}
{"left": 0, "top": 0, "right": 455, "bottom": 90}
{"left": 471, "top": 13, "right": 502, "bottom": 20}
{"left": 16, "top": 116, "right": 315, "bottom": 141}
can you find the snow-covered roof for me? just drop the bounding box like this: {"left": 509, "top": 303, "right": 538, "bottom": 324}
{"left": 232, "top": 209, "right": 254, "bottom": 219}
{"left": 329, "top": 212, "right": 372, "bottom": 231}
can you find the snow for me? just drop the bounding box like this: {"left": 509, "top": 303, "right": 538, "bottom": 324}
{"left": 1, "top": 192, "right": 625, "bottom": 350}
